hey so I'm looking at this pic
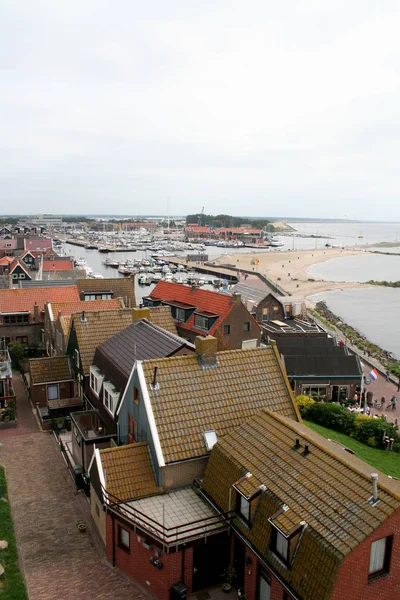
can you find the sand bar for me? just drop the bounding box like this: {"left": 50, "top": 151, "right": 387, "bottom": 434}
{"left": 213, "top": 247, "right": 369, "bottom": 305}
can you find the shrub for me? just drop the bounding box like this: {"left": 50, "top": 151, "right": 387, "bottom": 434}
{"left": 8, "top": 341, "right": 25, "bottom": 369}
{"left": 306, "top": 402, "right": 355, "bottom": 434}
{"left": 367, "top": 437, "right": 377, "bottom": 447}
{"left": 295, "top": 395, "right": 315, "bottom": 417}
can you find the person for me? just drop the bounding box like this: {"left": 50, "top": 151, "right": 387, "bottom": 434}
{"left": 391, "top": 396, "right": 397, "bottom": 410}
{"left": 366, "top": 406, "right": 371, "bottom": 416}
{"left": 386, "top": 370, "right": 390, "bottom": 382}
{"left": 381, "top": 396, "right": 386, "bottom": 410}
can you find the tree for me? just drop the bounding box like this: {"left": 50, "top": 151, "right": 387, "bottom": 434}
{"left": 7, "top": 342, "right": 25, "bottom": 370}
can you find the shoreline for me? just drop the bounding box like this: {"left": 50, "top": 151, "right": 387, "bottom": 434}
{"left": 214, "top": 246, "right": 370, "bottom": 305}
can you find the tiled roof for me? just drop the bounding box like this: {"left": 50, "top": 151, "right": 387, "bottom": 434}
{"left": 203, "top": 410, "right": 400, "bottom": 600}
{"left": 99, "top": 442, "right": 161, "bottom": 502}
{"left": 284, "top": 354, "right": 362, "bottom": 377}
{"left": 140, "top": 344, "right": 300, "bottom": 464}
{"left": 77, "top": 277, "right": 136, "bottom": 307}
{"left": 149, "top": 282, "right": 238, "bottom": 335}
{"left": 42, "top": 259, "right": 74, "bottom": 272}
{"left": 59, "top": 315, "right": 71, "bottom": 336}
{"left": 0, "top": 285, "right": 80, "bottom": 320}
{"left": 148, "top": 305, "right": 177, "bottom": 335}
{"left": 24, "top": 238, "right": 53, "bottom": 251}
{"left": 0, "top": 256, "right": 14, "bottom": 266}
{"left": 29, "top": 356, "right": 72, "bottom": 384}
{"left": 94, "top": 319, "right": 194, "bottom": 390}
{"left": 9, "top": 258, "right": 30, "bottom": 277}
{"left": 71, "top": 309, "right": 134, "bottom": 375}
{"left": 49, "top": 299, "right": 122, "bottom": 320}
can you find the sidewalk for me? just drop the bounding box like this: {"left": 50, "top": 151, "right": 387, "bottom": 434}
{"left": 0, "top": 373, "right": 148, "bottom": 600}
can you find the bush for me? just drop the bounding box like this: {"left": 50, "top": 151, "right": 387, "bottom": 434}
{"left": 306, "top": 402, "right": 355, "bottom": 434}
{"left": 295, "top": 395, "right": 315, "bottom": 417}
{"left": 7, "top": 342, "right": 25, "bottom": 369}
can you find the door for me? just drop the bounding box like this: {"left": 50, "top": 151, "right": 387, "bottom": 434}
{"left": 192, "top": 533, "right": 230, "bottom": 592}
{"left": 258, "top": 570, "right": 271, "bottom": 600}
{"left": 128, "top": 414, "right": 138, "bottom": 444}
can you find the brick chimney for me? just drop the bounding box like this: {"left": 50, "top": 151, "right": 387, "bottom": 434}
{"left": 231, "top": 292, "right": 241, "bottom": 304}
{"left": 132, "top": 307, "right": 151, "bottom": 321}
{"left": 195, "top": 336, "right": 218, "bottom": 368}
{"left": 33, "top": 302, "right": 39, "bottom": 323}
{"left": 191, "top": 282, "right": 199, "bottom": 292}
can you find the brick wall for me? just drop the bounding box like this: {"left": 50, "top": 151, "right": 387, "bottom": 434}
{"left": 90, "top": 485, "right": 106, "bottom": 545}
{"left": 330, "top": 509, "right": 400, "bottom": 600}
{"left": 0, "top": 323, "right": 42, "bottom": 346}
{"left": 30, "top": 379, "right": 75, "bottom": 407}
{"left": 255, "top": 295, "right": 284, "bottom": 324}
{"left": 162, "top": 457, "right": 208, "bottom": 490}
{"left": 106, "top": 513, "right": 193, "bottom": 600}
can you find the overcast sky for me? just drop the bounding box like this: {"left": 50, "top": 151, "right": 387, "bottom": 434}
{"left": 1, "top": 1, "right": 400, "bottom": 219}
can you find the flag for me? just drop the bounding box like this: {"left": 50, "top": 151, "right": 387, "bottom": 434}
{"left": 244, "top": 273, "right": 249, "bottom": 280}
{"left": 369, "top": 368, "right": 378, "bottom": 381}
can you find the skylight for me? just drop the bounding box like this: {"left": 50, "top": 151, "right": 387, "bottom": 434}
{"left": 203, "top": 430, "right": 218, "bottom": 451}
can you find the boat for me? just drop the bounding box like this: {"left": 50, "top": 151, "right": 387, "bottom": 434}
{"left": 198, "top": 278, "right": 206, "bottom": 286}
{"left": 164, "top": 273, "right": 173, "bottom": 282}
{"left": 88, "top": 272, "right": 104, "bottom": 279}
{"left": 145, "top": 277, "right": 152, "bottom": 286}
{"left": 85, "top": 244, "right": 98, "bottom": 250}
{"left": 108, "top": 261, "right": 119, "bottom": 268}
{"left": 98, "top": 246, "right": 110, "bottom": 253}
{"left": 213, "top": 278, "right": 222, "bottom": 286}
{"left": 138, "top": 275, "right": 147, "bottom": 285}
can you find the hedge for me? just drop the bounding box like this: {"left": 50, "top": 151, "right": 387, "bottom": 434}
{"left": 296, "top": 398, "right": 400, "bottom": 452}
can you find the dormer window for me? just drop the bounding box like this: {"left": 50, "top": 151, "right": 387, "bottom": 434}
{"left": 269, "top": 507, "right": 306, "bottom": 568}
{"left": 90, "top": 366, "right": 105, "bottom": 397}
{"left": 239, "top": 495, "right": 250, "bottom": 521}
{"left": 176, "top": 308, "right": 186, "bottom": 322}
{"left": 103, "top": 381, "right": 119, "bottom": 416}
{"left": 233, "top": 473, "right": 265, "bottom": 527}
{"left": 271, "top": 528, "right": 289, "bottom": 563}
{"left": 195, "top": 314, "right": 209, "bottom": 330}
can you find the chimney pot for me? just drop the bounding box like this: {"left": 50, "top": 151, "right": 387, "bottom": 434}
{"left": 294, "top": 438, "right": 301, "bottom": 449}
{"left": 302, "top": 444, "right": 310, "bottom": 456}
{"left": 371, "top": 473, "right": 378, "bottom": 502}
{"left": 231, "top": 292, "right": 241, "bottom": 304}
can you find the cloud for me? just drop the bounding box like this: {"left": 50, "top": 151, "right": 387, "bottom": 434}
{"left": 1, "top": 0, "right": 400, "bottom": 218}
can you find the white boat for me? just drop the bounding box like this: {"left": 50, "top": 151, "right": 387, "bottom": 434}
{"left": 138, "top": 275, "right": 147, "bottom": 285}
{"left": 198, "top": 278, "right": 206, "bottom": 286}
{"left": 89, "top": 272, "right": 104, "bottom": 279}
{"left": 164, "top": 273, "right": 173, "bottom": 282}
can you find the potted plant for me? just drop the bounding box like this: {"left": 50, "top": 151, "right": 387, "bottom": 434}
{"left": 221, "top": 565, "right": 237, "bottom": 593}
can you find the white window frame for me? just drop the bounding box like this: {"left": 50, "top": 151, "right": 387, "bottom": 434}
{"left": 369, "top": 537, "right": 389, "bottom": 576}
{"left": 74, "top": 349, "right": 80, "bottom": 368}
{"left": 47, "top": 383, "right": 59, "bottom": 401}
{"left": 239, "top": 495, "right": 250, "bottom": 521}
{"left": 175, "top": 307, "right": 185, "bottom": 322}
{"left": 89, "top": 366, "right": 104, "bottom": 397}
{"left": 194, "top": 314, "right": 209, "bottom": 330}
{"left": 103, "top": 381, "right": 119, "bottom": 416}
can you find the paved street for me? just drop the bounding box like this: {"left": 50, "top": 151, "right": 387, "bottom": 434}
{"left": 361, "top": 361, "right": 400, "bottom": 424}
{"left": 0, "top": 374, "right": 147, "bottom": 600}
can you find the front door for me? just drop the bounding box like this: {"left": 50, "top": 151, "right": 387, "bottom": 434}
{"left": 192, "top": 533, "right": 230, "bottom": 592}
{"left": 258, "top": 570, "right": 271, "bottom": 600}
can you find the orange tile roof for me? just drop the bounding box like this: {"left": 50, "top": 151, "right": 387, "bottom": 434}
{"left": 49, "top": 299, "right": 122, "bottom": 319}
{"left": 0, "top": 286, "right": 80, "bottom": 320}
{"left": 149, "top": 282, "right": 236, "bottom": 336}
{"left": 0, "top": 256, "right": 14, "bottom": 266}
{"left": 42, "top": 259, "right": 74, "bottom": 272}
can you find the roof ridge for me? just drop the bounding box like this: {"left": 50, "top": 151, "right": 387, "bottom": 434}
{"left": 264, "top": 409, "right": 400, "bottom": 500}
{"left": 142, "top": 318, "right": 194, "bottom": 347}
{"left": 100, "top": 441, "right": 149, "bottom": 454}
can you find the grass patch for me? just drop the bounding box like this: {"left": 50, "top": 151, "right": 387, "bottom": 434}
{"left": 0, "top": 467, "right": 28, "bottom": 600}
{"left": 303, "top": 420, "right": 400, "bottom": 479}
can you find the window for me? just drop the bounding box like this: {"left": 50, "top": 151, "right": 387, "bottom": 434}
{"left": 101, "top": 294, "right": 112, "bottom": 300}
{"left": 85, "top": 294, "right": 96, "bottom": 301}
{"left": 74, "top": 349, "right": 80, "bottom": 368}
{"left": 175, "top": 308, "right": 186, "bottom": 322}
{"left": 134, "top": 386, "right": 139, "bottom": 405}
{"left": 103, "top": 382, "right": 119, "bottom": 415}
{"left": 244, "top": 322, "right": 250, "bottom": 331}
{"left": 89, "top": 367, "right": 104, "bottom": 397}
{"left": 128, "top": 414, "right": 138, "bottom": 443}
{"left": 118, "top": 526, "right": 130, "bottom": 553}
{"left": 258, "top": 571, "right": 271, "bottom": 600}
{"left": 16, "top": 336, "right": 28, "bottom": 344}
{"left": 195, "top": 314, "right": 209, "bottom": 330}
{"left": 224, "top": 324, "right": 231, "bottom": 335}
{"left": 270, "top": 527, "right": 289, "bottom": 564}
{"left": 369, "top": 536, "right": 392, "bottom": 578}
{"left": 262, "top": 308, "right": 269, "bottom": 322}
{"left": 3, "top": 314, "right": 29, "bottom": 325}
{"left": 47, "top": 384, "right": 59, "bottom": 401}
{"left": 239, "top": 495, "right": 250, "bottom": 521}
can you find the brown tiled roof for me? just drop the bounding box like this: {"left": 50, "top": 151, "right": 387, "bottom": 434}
{"left": 29, "top": 356, "right": 72, "bottom": 385}
{"left": 71, "top": 309, "right": 134, "bottom": 375}
{"left": 77, "top": 277, "right": 136, "bottom": 307}
{"left": 49, "top": 299, "right": 122, "bottom": 319}
{"left": 58, "top": 315, "right": 71, "bottom": 336}
{"left": 99, "top": 442, "right": 161, "bottom": 502}
{"left": 148, "top": 306, "right": 177, "bottom": 335}
{"left": 0, "top": 285, "right": 79, "bottom": 320}
{"left": 140, "top": 345, "right": 300, "bottom": 464}
{"left": 203, "top": 410, "right": 400, "bottom": 600}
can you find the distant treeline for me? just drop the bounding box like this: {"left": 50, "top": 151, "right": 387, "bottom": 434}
{"left": 367, "top": 280, "right": 400, "bottom": 288}
{"left": 186, "top": 213, "right": 271, "bottom": 228}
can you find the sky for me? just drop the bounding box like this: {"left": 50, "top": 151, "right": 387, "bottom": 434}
{"left": 1, "top": 1, "right": 400, "bottom": 219}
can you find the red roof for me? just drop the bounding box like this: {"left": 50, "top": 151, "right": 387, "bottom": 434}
{"left": 184, "top": 226, "right": 262, "bottom": 234}
{"left": 0, "top": 286, "right": 80, "bottom": 321}
{"left": 0, "top": 256, "right": 14, "bottom": 266}
{"left": 149, "top": 282, "right": 236, "bottom": 335}
{"left": 42, "top": 259, "right": 74, "bottom": 272}
{"left": 24, "top": 238, "right": 53, "bottom": 252}
{"left": 49, "top": 299, "right": 122, "bottom": 319}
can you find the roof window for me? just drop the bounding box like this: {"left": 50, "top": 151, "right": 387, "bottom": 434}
{"left": 203, "top": 430, "right": 218, "bottom": 451}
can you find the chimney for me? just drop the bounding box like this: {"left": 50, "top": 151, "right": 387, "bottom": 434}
{"left": 33, "top": 302, "right": 39, "bottom": 323}
{"left": 191, "top": 282, "right": 199, "bottom": 292}
{"left": 132, "top": 307, "right": 151, "bottom": 321}
{"left": 81, "top": 310, "right": 87, "bottom": 323}
{"left": 294, "top": 438, "right": 301, "bottom": 450}
{"left": 371, "top": 473, "right": 378, "bottom": 503}
{"left": 302, "top": 444, "right": 310, "bottom": 456}
{"left": 195, "top": 336, "right": 218, "bottom": 368}
{"left": 231, "top": 292, "right": 241, "bottom": 304}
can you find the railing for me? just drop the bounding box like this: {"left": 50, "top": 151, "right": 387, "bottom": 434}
{"left": 102, "top": 483, "right": 234, "bottom": 548}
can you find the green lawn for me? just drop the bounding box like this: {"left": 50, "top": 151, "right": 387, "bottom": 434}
{"left": 303, "top": 420, "right": 400, "bottom": 479}
{"left": 0, "top": 467, "right": 28, "bottom": 600}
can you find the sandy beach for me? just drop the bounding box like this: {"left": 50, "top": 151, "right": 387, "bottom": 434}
{"left": 213, "top": 247, "right": 369, "bottom": 305}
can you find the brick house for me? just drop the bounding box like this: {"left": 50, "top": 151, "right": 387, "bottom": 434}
{"left": 0, "top": 285, "right": 80, "bottom": 346}
{"left": 0, "top": 238, "right": 17, "bottom": 258}
{"left": 201, "top": 409, "right": 400, "bottom": 600}
{"left": 144, "top": 282, "right": 261, "bottom": 350}
{"left": 9, "top": 258, "right": 32, "bottom": 285}
{"left": 273, "top": 336, "right": 363, "bottom": 402}
{"left": 29, "top": 356, "right": 75, "bottom": 408}
{"left": 0, "top": 341, "right": 15, "bottom": 410}
{"left": 76, "top": 276, "right": 136, "bottom": 307}
{"left": 44, "top": 298, "right": 124, "bottom": 357}
{"left": 88, "top": 336, "right": 300, "bottom": 599}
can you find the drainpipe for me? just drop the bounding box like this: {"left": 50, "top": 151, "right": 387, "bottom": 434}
{"left": 111, "top": 511, "right": 116, "bottom": 567}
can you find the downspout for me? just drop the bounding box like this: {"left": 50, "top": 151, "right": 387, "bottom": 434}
{"left": 181, "top": 544, "right": 185, "bottom": 583}
{"left": 111, "top": 511, "right": 116, "bottom": 567}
